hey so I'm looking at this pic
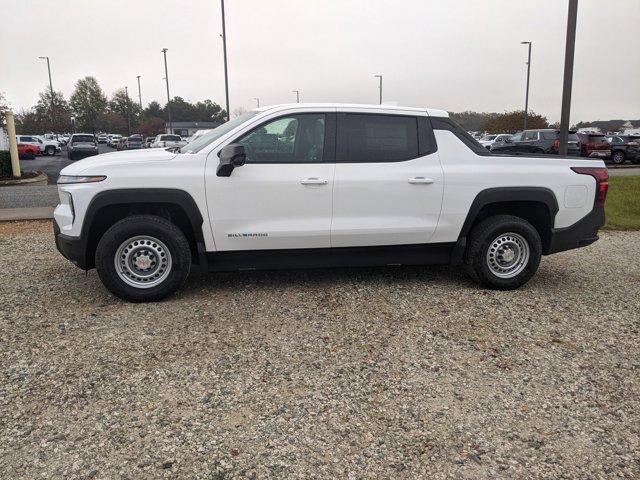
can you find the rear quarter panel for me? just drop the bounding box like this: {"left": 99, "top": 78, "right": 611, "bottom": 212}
{"left": 431, "top": 130, "right": 605, "bottom": 243}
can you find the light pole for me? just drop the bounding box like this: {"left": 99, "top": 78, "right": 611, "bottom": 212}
{"left": 124, "top": 86, "right": 131, "bottom": 135}
{"left": 374, "top": 75, "right": 382, "bottom": 104}
{"left": 520, "top": 41, "right": 532, "bottom": 130}
{"left": 220, "top": 0, "right": 230, "bottom": 121}
{"left": 136, "top": 75, "right": 143, "bottom": 109}
{"left": 254, "top": 97, "right": 260, "bottom": 108}
{"left": 38, "top": 56, "right": 55, "bottom": 130}
{"left": 161, "top": 48, "right": 172, "bottom": 133}
{"left": 559, "top": 0, "right": 578, "bottom": 156}
{"left": 292, "top": 90, "right": 300, "bottom": 103}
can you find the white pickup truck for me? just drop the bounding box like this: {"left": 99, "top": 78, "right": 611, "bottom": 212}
{"left": 53, "top": 103, "right": 608, "bottom": 302}
{"left": 16, "top": 135, "right": 61, "bottom": 156}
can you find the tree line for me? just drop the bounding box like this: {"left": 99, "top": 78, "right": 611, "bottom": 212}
{"left": 451, "top": 110, "right": 639, "bottom": 134}
{"left": 9, "top": 77, "right": 227, "bottom": 138}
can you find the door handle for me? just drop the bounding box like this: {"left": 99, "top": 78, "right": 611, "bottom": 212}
{"left": 300, "top": 178, "right": 328, "bottom": 185}
{"left": 408, "top": 177, "right": 435, "bottom": 184}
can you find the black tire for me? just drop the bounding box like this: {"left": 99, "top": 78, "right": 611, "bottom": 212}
{"left": 95, "top": 215, "right": 192, "bottom": 302}
{"left": 45, "top": 146, "right": 56, "bottom": 156}
{"left": 465, "top": 215, "right": 542, "bottom": 290}
{"left": 611, "top": 150, "right": 625, "bottom": 165}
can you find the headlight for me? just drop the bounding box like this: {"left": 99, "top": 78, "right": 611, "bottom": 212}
{"left": 57, "top": 175, "right": 106, "bottom": 184}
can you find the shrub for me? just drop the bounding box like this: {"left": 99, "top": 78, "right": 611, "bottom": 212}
{"left": 0, "top": 150, "right": 11, "bottom": 176}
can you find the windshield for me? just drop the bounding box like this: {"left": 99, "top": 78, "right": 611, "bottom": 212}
{"left": 162, "top": 135, "right": 181, "bottom": 141}
{"left": 480, "top": 135, "right": 497, "bottom": 141}
{"left": 180, "top": 112, "right": 259, "bottom": 153}
{"left": 73, "top": 135, "right": 95, "bottom": 143}
{"left": 128, "top": 137, "right": 142, "bottom": 143}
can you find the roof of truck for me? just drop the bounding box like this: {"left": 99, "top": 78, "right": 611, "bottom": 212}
{"left": 254, "top": 103, "right": 449, "bottom": 118}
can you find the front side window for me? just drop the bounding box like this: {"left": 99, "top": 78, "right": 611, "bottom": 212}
{"left": 511, "top": 132, "right": 524, "bottom": 141}
{"left": 236, "top": 114, "right": 325, "bottom": 163}
{"left": 338, "top": 114, "right": 418, "bottom": 162}
{"left": 524, "top": 131, "right": 538, "bottom": 141}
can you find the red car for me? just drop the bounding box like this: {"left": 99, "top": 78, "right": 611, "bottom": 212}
{"left": 17, "top": 143, "right": 40, "bottom": 159}
{"left": 577, "top": 133, "right": 610, "bottom": 159}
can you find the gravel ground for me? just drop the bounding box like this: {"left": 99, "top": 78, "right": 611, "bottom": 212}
{"left": 1, "top": 221, "right": 639, "bottom": 479}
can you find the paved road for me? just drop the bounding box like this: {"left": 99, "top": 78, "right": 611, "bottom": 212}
{"left": 0, "top": 185, "right": 58, "bottom": 209}
{"left": 609, "top": 167, "right": 640, "bottom": 177}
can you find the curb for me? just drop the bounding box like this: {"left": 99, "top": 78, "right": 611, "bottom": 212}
{"left": 0, "top": 171, "right": 49, "bottom": 187}
{"left": 0, "top": 207, "right": 54, "bottom": 222}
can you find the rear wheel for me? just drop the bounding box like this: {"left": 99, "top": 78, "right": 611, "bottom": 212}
{"left": 611, "top": 150, "right": 626, "bottom": 165}
{"left": 95, "top": 215, "right": 192, "bottom": 302}
{"left": 45, "top": 146, "right": 56, "bottom": 156}
{"left": 465, "top": 215, "right": 542, "bottom": 290}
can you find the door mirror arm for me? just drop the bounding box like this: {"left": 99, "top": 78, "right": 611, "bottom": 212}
{"left": 217, "top": 143, "right": 246, "bottom": 177}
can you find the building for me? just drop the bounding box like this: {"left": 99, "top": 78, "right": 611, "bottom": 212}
{"left": 165, "top": 121, "right": 221, "bottom": 137}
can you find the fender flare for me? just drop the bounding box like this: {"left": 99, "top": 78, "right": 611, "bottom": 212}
{"left": 81, "top": 188, "right": 206, "bottom": 268}
{"left": 451, "top": 187, "right": 559, "bottom": 264}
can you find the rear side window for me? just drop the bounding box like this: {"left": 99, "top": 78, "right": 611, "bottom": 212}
{"left": 337, "top": 114, "right": 419, "bottom": 162}
{"left": 541, "top": 131, "right": 557, "bottom": 140}
{"left": 524, "top": 131, "right": 539, "bottom": 140}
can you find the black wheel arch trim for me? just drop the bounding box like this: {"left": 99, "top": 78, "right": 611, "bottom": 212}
{"left": 451, "top": 187, "right": 559, "bottom": 264}
{"left": 68, "top": 188, "right": 206, "bottom": 270}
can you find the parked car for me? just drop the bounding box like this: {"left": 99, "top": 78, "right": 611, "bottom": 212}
{"left": 490, "top": 129, "right": 580, "bottom": 156}
{"left": 17, "top": 142, "right": 40, "bottom": 159}
{"left": 143, "top": 137, "right": 156, "bottom": 148}
{"left": 16, "top": 135, "right": 60, "bottom": 156}
{"left": 151, "top": 134, "right": 186, "bottom": 148}
{"left": 44, "top": 133, "right": 67, "bottom": 146}
{"left": 67, "top": 133, "right": 99, "bottom": 160}
{"left": 97, "top": 134, "right": 108, "bottom": 144}
{"left": 576, "top": 133, "right": 611, "bottom": 159}
{"left": 53, "top": 103, "right": 608, "bottom": 302}
{"left": 116, "top": 137, "right": 128, "bottom": 150}
{"left": 125, "top": 136, "right": 143, "bottom": 149}
{"left": 479, "top": 134, "right": 511, "bottom": 150}
{"left": 606, "top": 135, "right": 640, "bottom": 165}
{"left": 108, "top": 134, "right": 123, "bottom": 148}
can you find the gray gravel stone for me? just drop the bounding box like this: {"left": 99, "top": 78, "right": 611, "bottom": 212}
{"left": 0, "top": 222, "right": 638, "bottom": 478}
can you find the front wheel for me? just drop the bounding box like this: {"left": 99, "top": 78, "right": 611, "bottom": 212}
{"left": 611, "top": 151, "right": 625, "bottom": 165}
{"left": 45, "top": 146, "right": 56, "bottom": 156}
{"left": 95, "top": 215, "right": 192, "bottom": 302}
{"left": 465, "top": 215, "right": 542, "bottom": 290}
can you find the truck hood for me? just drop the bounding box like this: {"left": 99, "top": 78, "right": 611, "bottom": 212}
{"left": 61, "top": 148, "right": 178, "bottom": 175}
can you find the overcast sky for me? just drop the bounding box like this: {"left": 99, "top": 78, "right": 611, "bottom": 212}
{"left": 1, "top": 0, "right": 638, "bottom": 123}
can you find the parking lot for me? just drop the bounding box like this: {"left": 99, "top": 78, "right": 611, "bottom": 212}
{"left": 18, "top": 143, "right": 113, "bottom": 185}
{"left": 1, "top": 220, "right": 638, "bottom": 478}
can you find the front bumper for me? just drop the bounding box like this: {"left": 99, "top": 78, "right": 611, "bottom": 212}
{"left": 53, "top": 221, "right": 89, "bottom": 270}
{"left": 546, "top": 207, "right": 605, "bottom": 254}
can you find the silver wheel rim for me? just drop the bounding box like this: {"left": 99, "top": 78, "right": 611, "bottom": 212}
{"left": 486, "top": 232, "right": 530, "bottom": 279}
{"left": 114, "top": 236, "right": 172, "bottom": 289}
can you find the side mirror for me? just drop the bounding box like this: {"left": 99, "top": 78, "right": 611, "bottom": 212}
{"left": 217, "top": 143, "right": 246, "bottom": 177}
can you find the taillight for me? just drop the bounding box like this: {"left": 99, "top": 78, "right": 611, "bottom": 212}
{"left": 571, "top": 167, "right": 609, "bottom": 207}
{"left": 553, "top": 139, "right": 560, "bottom": 150}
